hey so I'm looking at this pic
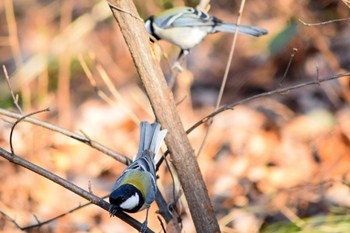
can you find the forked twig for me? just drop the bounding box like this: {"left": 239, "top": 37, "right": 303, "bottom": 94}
{"left": 9, "top": 108, "right": 49, "bottom": 154}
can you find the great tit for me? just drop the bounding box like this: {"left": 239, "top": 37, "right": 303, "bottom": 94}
{"left": 145, "top": 6, "right": 268, "bottom": 61}
{"left": 109, "top": 122, "right": 167, "bottom": 231}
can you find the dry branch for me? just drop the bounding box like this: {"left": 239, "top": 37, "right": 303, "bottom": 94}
{"left": 0, "top": 108, "right": 131, "bottom": 165}
{"left": 187, "top": 71, "right": 350, "bottom": 134}
{"left": 108, "top": 1, "right": 220, "bottom": 232}
{"left": 0, "top": 147, "right": 151, "bottom": 232}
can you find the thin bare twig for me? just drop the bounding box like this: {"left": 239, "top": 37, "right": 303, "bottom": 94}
{"left": 162, "top": 153, "right": 178, "bottom": 214}
{"left": 78, "top": 54, "right": 117, "bottom": 105}
{"left": 299, "top": 17, "right": 350, "bottom": 26}
{"left": 2, "top": 65, "right": 22, "bottom": 113}
{"left": 4, "top": 0, "right": 29, "bottom": 109}
{"left": 216, "top": 0, "right": 247, "bottom": 109}
{"left": 79, "top": 54, "right": 140, "bottom": 124}
{"left": 2, "top": 109, "right": 169, "bottom": 230}
{"left": 186, "top": 71, "right": 350, "bottom": 134}
{"left": 9, "top": 108, "right": 49, "bottom": 154}
{"left": 0, "top": 210, "right": 23, "bottom": 230}
{"left": 96, "top": 63, "right": 140, "bottom": 124}
{"left": 0, "top": 108, "right": 131, "bottom": 165}
{"left": 279, "top": 48, "right": 298, "bottom": 87}
{"left": 157, "top": 215, "right": 166, "bottom": 233}
{"left": 0, "top": 197, "right": 107, "bottom": 231}
{"left": 156, "top": 72, "right": 350, "bottom": 168}
{"left": 196, "top": 0, "right": 247, "bottom": 157}
{"left": 0, "top": 147, "right": 151, "bottom": 232}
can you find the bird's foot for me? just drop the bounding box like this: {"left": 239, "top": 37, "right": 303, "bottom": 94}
{"left": 140, "top": 220, "right": 148, "bottom": 233}
{"left": 172, "top": 61, "right": 184, "bottom": 72}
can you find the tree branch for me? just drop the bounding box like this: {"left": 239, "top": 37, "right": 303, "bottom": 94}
{"left": 0, "top": 106, "right": 173, "bottom": 231}
{"left": 0, "top": 108, "right": 131, "bottom": 165}
{"left": 186, "top": 71, "right": 350, "bottom": 134}
{"left": 108, "top": 1, "right": 220, "bottom": 232}
{"left": 0, "top": 147, "right": 152, "bottom": 232}
{"left": 0, "top": 199, "right": 98, "bottom": 231}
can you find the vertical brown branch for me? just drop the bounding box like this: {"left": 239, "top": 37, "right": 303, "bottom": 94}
{"left": 107, "top": 1, "right": 220, "bottom": 232}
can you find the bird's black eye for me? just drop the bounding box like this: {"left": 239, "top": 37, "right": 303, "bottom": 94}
{"left": 116, "top": 197, "right": 124, "bottom": 204}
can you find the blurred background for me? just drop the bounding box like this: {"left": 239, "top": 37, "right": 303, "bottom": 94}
{"left": 0, "top": 0, "right": 350, "bottom": 232}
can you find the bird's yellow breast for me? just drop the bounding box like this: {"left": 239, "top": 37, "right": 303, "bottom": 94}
{"left": 117, "top": 170, "right": 153, "bottom": 199}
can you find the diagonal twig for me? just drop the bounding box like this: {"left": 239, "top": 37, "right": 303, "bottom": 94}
{"left": 299, "top": 17, "right": 350, "bottom": 26}
{"left": 186, "top": 71, "right": 350, "bottom": 134}
{"left": 0, "top": 147, "right": 152, "bottom": 232}
{"left": 0, "top": 108, "right": 131, "bottom": 165}
{"left": 156, "top": 72, "right": 350, "bottom": 169}
{"left": 2, "top": 65, "right": 22, "bottom": 114}
{"left": 0, "top": 197, "right": 106, "bottom": 231}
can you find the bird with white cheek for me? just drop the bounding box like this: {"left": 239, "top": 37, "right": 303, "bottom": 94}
{"left": 145, "top": 7, "right": 268, "bottom": 68}
{"left": 109, "top": 122, "right": 167, "bottom": 232}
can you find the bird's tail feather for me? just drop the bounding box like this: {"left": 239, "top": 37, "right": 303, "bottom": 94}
{"left": 215, "top": 23, "right": 268, "bottom": 37}
{"left": 136, "top": 122, "right": 167, "bottom": 160}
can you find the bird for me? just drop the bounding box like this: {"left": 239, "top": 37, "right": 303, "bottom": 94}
{"left": 109, "top": 121, "right": 167, "bottom": 232}
{"left": 145, "top": 6, "right": 268, "bottom": 63}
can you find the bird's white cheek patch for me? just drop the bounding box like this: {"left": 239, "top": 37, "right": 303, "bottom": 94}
{"left": 145, "top": 20, "right": 151, "bottom": 34}
{"left": 120, "top": 194, "right": 140, "bottom": 210}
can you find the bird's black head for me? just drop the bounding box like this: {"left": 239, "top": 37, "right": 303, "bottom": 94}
{"left": 144, "top": 16, "right": 161, "bottom": 42}
{"left": 109, "top": 184, "right": 144, "bottom": 213}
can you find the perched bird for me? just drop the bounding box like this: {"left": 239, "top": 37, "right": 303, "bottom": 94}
{"left": 145, "top": 6, "right": 268, "bottom": 61}
{"left": 109, "top": 122, "right": 167, "bottom": 231}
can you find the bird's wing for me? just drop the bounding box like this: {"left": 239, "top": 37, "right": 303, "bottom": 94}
{"left": 111, "top": 154, "right": 155, "bottom": 191}
{"left": 156, "top": 7, "right": 220, "bottom": 29}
